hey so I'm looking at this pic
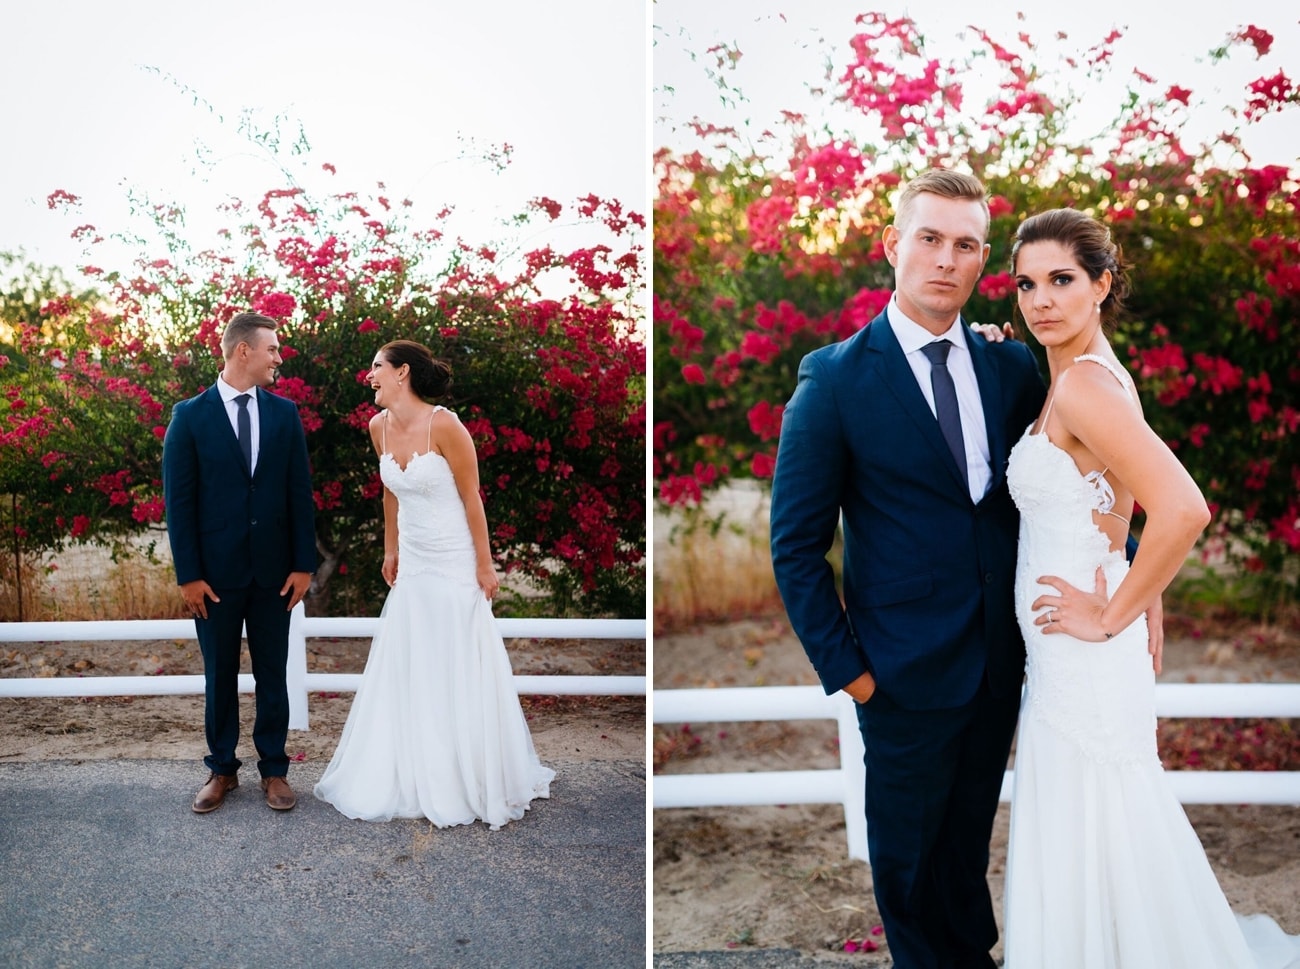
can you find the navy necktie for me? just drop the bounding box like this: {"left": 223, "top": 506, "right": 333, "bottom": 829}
{"left": 234, "top": 393, "right": 252, "bottom": 472}
{"left": 921, "top": 341, "right": 967, "bottom": 482}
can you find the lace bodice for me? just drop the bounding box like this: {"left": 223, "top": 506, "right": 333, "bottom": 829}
{"left": 379, "top": 407, "right": 477, "bottom": 587}
{"left": 1029, "top": 354, "right": 1133, "bottom": 523}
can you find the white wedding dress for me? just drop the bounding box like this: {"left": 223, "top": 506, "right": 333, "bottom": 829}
{"left": 314, "top": 406, "right": 553, "bottom": 829}
{"left": 1004, "top": 355, "right": 1300, "bottom": 968}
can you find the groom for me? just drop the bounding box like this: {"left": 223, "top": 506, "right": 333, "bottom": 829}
{"left": 769, "top": 170, "right": 1045, "bottom": 968}
{"left": 162, "top": 311, "right": 317, "bottom": 814}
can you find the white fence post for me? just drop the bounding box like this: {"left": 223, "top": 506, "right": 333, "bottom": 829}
{"left": 835, "top": 694, "right": 869, "bottom": 862}
{"left": 287, "top": 602, "right": 308, "bottom": 731}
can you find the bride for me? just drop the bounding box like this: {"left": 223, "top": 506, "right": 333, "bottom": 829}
{"left": 313, "top": 339, "right": 553, "bottom": 829}
{"left": 1002, "top": 207, "right": 1300, "bottom": 967}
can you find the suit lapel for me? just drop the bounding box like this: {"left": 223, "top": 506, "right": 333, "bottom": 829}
{"left": 203, "top": 384, "right": 252, "bottom": 480}
{"left": 963, "top": 326, "right": 1009, "bottom": 492}
{"left": 251, "top": 387, "right": 275, "bottom": 482}
{"left": 865, "top": 314, "right": 969, "bottom": 493}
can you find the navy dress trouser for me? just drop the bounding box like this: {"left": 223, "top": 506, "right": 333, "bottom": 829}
{"left": 856, "top": 679, "right": 1021, "bottom": 969}
{"left": 196, "top": 582, "right": 292, "bottom": 779}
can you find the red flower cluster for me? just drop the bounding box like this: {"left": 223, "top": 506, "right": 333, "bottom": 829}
{"left": 1244, "top": 71, "right": 1297, "bottom": 122}
{"left": 978, "top": 273, "right": 1015, "bottom": 302}
{"left": 653, "top": 10, "right": 1299, "bottom": 584}
{"left": 253, "top": 291, "right": 298, "bottom": 319}
{"left": 792, "top": 141, "right": 865, "bottom": 210}
{"left": 6, "top": 154, "right": 645, "bottom": 616}
{"left": 1234, "top": 25, "right": 1274, "bottom": 57}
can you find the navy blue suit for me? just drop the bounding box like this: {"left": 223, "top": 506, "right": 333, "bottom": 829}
{"left": 770, "top": 309, "right": 1045, "bottom": 968}
{"left": 162, "top": 384, "right": 316, "bottom": 778}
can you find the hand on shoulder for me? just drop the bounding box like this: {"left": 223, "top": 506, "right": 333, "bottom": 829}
{"left": 969, "top": 321, "right": 1016, "bottom": 343}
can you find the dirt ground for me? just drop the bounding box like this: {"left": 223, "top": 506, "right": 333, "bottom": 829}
{"left": 653, "top": 615, "right": 1300, "bottom": 963}
{"left": 0, "top": 636, "right": 645, "bottom": 767}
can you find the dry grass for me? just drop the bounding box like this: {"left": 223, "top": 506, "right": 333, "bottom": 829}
{"left": 0, "top": 537, "right": 185, "bottom": 621}
{"left": 652, "top": 722, "right": 710, "bottom": 771}
{"left": 654, "top": 511, "right": 784, "bottom": 632}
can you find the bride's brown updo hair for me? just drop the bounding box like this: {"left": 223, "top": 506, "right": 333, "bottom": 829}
{"left": 1011, "top": 208, "right": 1131, "bottom": 333}
{"left": 379, "top": 339, "right": 452, "bottom": 401}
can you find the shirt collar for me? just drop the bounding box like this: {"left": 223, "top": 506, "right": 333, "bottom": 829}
{"left": 216, "top": 373, "right": 254, "bottom": 404}
{"left": 886, "top": 294, "right": 968, "bottom": 356}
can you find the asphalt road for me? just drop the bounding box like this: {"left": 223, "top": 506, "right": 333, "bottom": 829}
{"left": 0, "top": 758, "right": 645, "bottom": 969}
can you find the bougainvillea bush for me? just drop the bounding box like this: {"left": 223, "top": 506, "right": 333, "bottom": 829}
{"left": 654, "top": 14, "right": 1299, "bottom": 599}
{"left": 1, "top": 168, "right": 645, "bottom": 618}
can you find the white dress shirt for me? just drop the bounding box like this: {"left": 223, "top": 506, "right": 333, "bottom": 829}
{"left": 216, "top": 374, "right": 260, "bottom": 473}
{"left": 886, "top": 296, "right": 992, "bottom": 502}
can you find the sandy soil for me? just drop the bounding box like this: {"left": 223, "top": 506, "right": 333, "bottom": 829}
{"left": 0, "top": 636, "right": 645, "bottom": 767}
{"left": 653, "top": 615, "right": 1300, "bottom": 963}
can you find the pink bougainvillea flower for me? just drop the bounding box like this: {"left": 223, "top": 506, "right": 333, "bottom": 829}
{"left": 747, "top": 400, "right": 785, "bottom": 441}
{"left": 1233, "top": 24, "right": 1274, "bottom": 57}
{"left": 681, "top": 363, "right": 706, "bottom": 385}
{"left": 842, "top": 937, "right": 879, "bottom": 953}
{"left": 746, "top": 194, "right": 796, "bottom": 254}
{"left": 1191, "top": 353, "right": 1243, "bottom": 395}
{"left": 1244, "top": 70, "right": 1297, "bottom": 121}
{"left": 254, "top": 291, "right": 297, "bottom": 318}
{"left": 792, "top": 140, "right": 866, "bottom": 209}
{"left": 530, "top": 196, "right": 563, "bottom": 220}
{"left": 46, "top": 189, "right": 80, "bottom": 210}
{"left": 739, "top": 331, "right": 782, "bottom": 364}
{"left": 987, "top": 195, "right": 1015, "bottom": 219}
{"left": 978, "top": 272, "right": 1015, "bottom": 302}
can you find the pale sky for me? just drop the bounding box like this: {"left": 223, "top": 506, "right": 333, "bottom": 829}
{"left": 2, "top": 0, "right": 648, "bottom": 291}
{"left": 655, "top": 0, "right": 1298, "bottom": 168}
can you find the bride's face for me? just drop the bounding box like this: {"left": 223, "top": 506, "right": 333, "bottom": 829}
{"left": 1013, "top": 240, "right": 1110, "bottom": 347}
{"left": 368, "top": 353, "right": 408, "bottom": 407}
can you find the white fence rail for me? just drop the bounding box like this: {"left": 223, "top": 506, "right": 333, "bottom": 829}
{"left": 653, "top": 684, "right": 1300, "bottom": 861}
{"left": 0, "top": 607, "right": 646, "bottom": 730}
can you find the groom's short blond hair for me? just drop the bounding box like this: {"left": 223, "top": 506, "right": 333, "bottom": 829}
{"left": 894, "top": 170, "right": 990, "bottom": 238}
{"left": 221, "top": 312, "right": 278, "bottom": 360}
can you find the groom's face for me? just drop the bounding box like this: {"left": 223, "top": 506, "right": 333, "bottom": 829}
{"left": 884, "top": 193, "right": 990, "bottom": 334}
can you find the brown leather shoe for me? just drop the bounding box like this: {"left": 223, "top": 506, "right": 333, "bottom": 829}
{"left": 261, "top": 775, "right": 296, "bottom": 811}
{"left": 192, "top": 772, "right": 238, "bottom": 813}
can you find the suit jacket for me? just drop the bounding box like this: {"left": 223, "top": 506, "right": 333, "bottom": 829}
{"left": 770, "top": 309, "right": 1046, "bottom": 710}
{"left": 162, "top": 384, "right": 317, "bottom": 590}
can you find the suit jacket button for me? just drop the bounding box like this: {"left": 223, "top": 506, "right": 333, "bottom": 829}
{"left": 251, "top": 519, "right": 258, "bottom": 526}
{"left": 985, "top": 573, "right": 994, "bottom": 584}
